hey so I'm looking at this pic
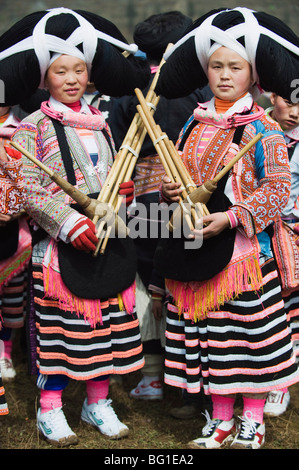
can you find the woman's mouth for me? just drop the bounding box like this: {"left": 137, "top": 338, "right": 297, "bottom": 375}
{"left": 65, "top": 88, "right": 79, "bottom": 95}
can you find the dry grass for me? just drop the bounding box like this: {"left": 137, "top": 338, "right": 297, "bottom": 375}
{"left": 1, "top": 334, "right": 299, "bottom": 452}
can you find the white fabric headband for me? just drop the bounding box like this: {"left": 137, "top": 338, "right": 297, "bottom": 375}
{"left": 164, "top": 7, "right": 299, "bottom": 84}
{"left": 0, "top": 7, "right": 138, "bottom": 88}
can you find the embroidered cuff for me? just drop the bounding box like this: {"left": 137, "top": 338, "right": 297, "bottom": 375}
{"left": 225, "top": 210, "right": 239, "bottom": 229}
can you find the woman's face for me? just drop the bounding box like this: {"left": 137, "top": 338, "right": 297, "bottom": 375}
{"left": 270, "top": 94, "right": 299, "bottom": 131}
{"left": 208, "top": 47, "right": 253, "bottom": 102}
{"left": 45, "top": 55, "right": 88, "bottom": 104}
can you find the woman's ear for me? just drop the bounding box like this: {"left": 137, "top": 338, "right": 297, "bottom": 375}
{"left": 270, "top": 93, "right": 276, "bottom": 106}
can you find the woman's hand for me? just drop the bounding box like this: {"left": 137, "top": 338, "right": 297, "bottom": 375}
{"left": 190, "top": 212, "right": 230, "bottom": 239}
{"left": 0, "top": 142, "right": 8, "bottom": 162}
{"left": 151, "top": 298, "right": 163, "bottom": 321}
{"left": 161, "top": 175, "right": 182, "bottom": 203}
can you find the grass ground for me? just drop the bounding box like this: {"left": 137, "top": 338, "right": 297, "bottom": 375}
{"left": 0, "top": 332, "right": 298, "bottom": 453}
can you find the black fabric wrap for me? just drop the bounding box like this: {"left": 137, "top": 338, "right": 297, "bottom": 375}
{"left": 58, "top": 193, "right": 137, "bottom": 299}
{"left": 153, "top": 187, "right": 236, "bottom": 282}
{"left": 0, "top": 219, "right": 19, "bottom": 261}
{"left": 58, "top": 235, "right": 137, "bottom": 299}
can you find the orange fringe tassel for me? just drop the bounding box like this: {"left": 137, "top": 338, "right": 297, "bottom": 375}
{"left": 43, "top": 264, "right": 136, "bottom": 329}
{"left": 166, "top": 255, "right": 263, "bottom": 322}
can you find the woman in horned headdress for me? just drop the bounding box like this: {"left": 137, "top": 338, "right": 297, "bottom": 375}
{"left": 155, "top": 7, "right": 299, "bottom": 449}
{"left": 0, "top": 8, "right": 150, "bottom": 446}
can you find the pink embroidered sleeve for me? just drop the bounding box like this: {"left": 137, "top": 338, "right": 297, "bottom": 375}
{"left": 230, "top": 132, "right": 291, "bottom": 238}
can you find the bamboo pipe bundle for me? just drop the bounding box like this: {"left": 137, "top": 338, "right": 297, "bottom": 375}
{"left": 135, "top": 87, "right": 264, "bottom": 232}
{"left": 93, "top": 44, "right": 173, "bottom": 256}
{"left": 135, "top": 87, "right": 205, "bottom": 232}
{"left": 93, "top": 93, "right": 160, "bottom": 255}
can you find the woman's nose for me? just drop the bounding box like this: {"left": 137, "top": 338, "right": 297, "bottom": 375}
{"left": 66, "top": 73, "right": 77, "bottom": 83}
{"left": 220, "top": 67, "right": 230, "bottom": 79}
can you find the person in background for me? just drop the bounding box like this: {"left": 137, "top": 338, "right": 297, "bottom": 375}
{"left": 0, "top": 141, "right": 26, "bottom": 418}
{"left": 0, "top": 106, "right": 32, "bottom": 382}
{"left": 110, "top": 11, "right": 212, "bottom": 416}
{"left": 263, "top": 94, "right": 299, "bottom": 417}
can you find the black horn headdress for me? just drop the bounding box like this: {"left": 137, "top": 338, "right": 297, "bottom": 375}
{"left": 156, "top": 7, "right": 299, "bottom": 100}
{"left": 0, "top": 7, "right": 151, "bottom": 105}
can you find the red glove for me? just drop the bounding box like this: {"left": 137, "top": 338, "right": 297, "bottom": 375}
{"left": 119, "top": 180, "right": 134, "bottom": 205}
{"left": 4, "top": 145, "right": 22, "bottom": 160}
{"left": 294, "top": 223, "right": 299, "bottom": 235}
{"left": 68, "top": 216, "right": 98, "bottom": 252}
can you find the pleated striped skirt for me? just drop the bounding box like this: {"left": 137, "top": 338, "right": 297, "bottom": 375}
{"left": 32, "top": 244, "right": 144, "bottom": 381}
{"left": 1, "top": 271, "right": 27, "bottom": 329}
{"left": 0, "top": 340, "right": 8, "bottom": 415}
{"left": 164, "top": 257, "right": 299, "bottom": 395}
{"left": 283, "top": 288, "right": 299, "bottom": 362}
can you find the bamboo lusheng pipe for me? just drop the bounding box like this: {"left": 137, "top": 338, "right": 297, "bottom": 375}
{"left": 10, "top": 141, "right": 100, "bottom": 220}
{"left": 93, "top": 94, "right": 161, "bottom": 256}
{"left": 187, "top": 132, "right": 263, "bottom": 205}
{"left": 169, "top": 132, "right": 263, "bottom": 231}
{"left": 135, "top": 88, "right": 264, "bottom": 232}
{"left": 93, "top": 93, "right": 161, "bottom": 255}
{"left": 135, "top": 87, "right": 205, "bottom": 232}
{"left": 93, "top": 44, "right": 173, "bottom": 255}
{"left": 92, "top": 57, "right": 166, "bottom": 226}
{"left": 93, "top": 95, "right": 161, "bottom": 255}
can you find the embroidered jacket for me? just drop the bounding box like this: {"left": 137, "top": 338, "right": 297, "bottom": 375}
{"left": 12, "top": 109, "right": 115, "bottom": 240}
{"left": 177, "top": 103, "right": 291, "bottom": 242}
{"left": 0, "top": 111, "right": 23, "bottom": 215}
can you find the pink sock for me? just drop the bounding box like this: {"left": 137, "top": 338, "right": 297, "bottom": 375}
{"left": 212, "top": 394, "right": 235, "bottom": 421}
{"left": 40, "top": 389, "right": 63, "bottom": 414}
{"left": 86, "top": 379, "right": 109, "bottom": 405}
{"left": 242, "top": 397, "right": 266, "bottom": 424}
{"left": 3, "top": 340, "right": 12, "bottom": 359}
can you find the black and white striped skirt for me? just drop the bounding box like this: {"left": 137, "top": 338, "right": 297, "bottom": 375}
{"left": 283, "top": 288, "right": 299, "bottom": 362}
{"left": 32, "top": 242, "right": 144, "bottom": 381}
{"left": 164, "top": 257, "right": 299, "bottom": 395}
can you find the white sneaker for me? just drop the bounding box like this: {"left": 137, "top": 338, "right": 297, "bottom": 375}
{"left": 187, "top": 411, "right": 236, "bottom": 449}
{"left": 230, "top": 411, "right": 265, "bottom": 449}
{"left": 129, "top": 377, "right": 163, "bottom": 400}
{"left": 264, "top": 390, "right": 290, "bottom": 417}
{"left": 81, "top": 398, "right": 129, "bottom": 439}
{"left": 0, "top": 358, "right": 16, "bottom": 382}
{"left": 37, "top": 407, "right": 78, "bottom": 447}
